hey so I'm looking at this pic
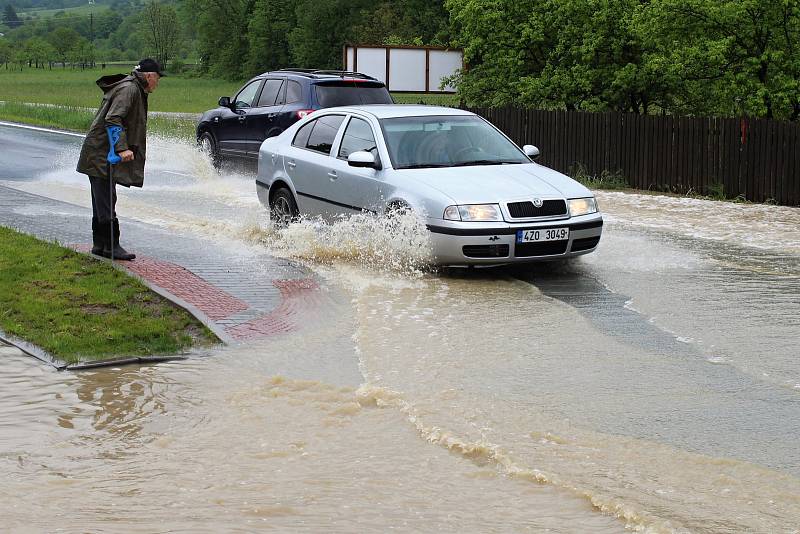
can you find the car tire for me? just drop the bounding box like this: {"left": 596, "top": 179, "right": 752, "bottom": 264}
{"left": 270, "top": 187, "right": 299, "bottom": 228}
{"left": 386, "top": 201, "right": 411, "bottom": 217}
{"left": 198, "top": 131, "right": 221, "bottom": 168}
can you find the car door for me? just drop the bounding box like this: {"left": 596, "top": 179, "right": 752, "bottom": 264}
{"left": 325, "top": 115, "right": 387, "bottom": 214}
{"left": 216, "top": 79, "right": 263, "bottom": 157}
{"left": 283, "top": 114, "right": 346, "bottom": 218}
{"left": 246, "top": 78, "right": 285, "bottom": 156}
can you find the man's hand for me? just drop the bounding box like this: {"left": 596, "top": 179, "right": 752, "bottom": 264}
{"left": 119, "top": 150, "right": 135, "bottom": 162}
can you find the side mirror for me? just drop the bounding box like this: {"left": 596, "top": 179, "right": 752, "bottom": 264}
{"left": 218, "top": 96, "right": 231, "bottom": 108}
{"left": 347, "top": 151, "right": 379, "bottom": 169}
{"left": 523, "top": 145, "right": 540, "bottom": 160}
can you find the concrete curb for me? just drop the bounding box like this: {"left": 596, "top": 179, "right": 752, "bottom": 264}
{"left": 0, "top": 329, "right": 65, "bottom": 369}
{"left": 0, "top": 328, "right": 190, "bottom": 371}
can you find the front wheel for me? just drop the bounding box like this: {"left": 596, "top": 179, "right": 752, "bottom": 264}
{"left": 198, "top": 131, "right": 221, "bottom": 168}
{"left": 269, "top": 188, "right": 299, "bottom": 228}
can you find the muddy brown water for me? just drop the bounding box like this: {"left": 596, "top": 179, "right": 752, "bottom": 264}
{"left": 1, "top": 131, "right": 799, "bottom": 532}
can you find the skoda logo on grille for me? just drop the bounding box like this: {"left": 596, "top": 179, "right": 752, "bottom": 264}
{"left": 532, "top": 198, "right": 544, "bottom": 208}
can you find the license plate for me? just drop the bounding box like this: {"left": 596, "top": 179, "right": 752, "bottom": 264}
{"left": 516, "top": 228, "right": 569, "bottom": 243}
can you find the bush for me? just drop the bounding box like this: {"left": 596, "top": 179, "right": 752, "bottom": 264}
{"left": 169, "top": 59, "right": 185, "bottom": 74}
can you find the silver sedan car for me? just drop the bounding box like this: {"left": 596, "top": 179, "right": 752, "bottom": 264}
{"left": 255, "top": 105, "right": 603, "bottom": 265}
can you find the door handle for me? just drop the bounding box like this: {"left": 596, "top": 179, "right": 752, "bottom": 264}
{"left": 287, "top": 161, "right": 296, "bottom": 168}
{"left": 267, "top": 113, "right": 278, "bottom": 118}
{"left": 328, "top": 171, "right": 338, "bottom": 180}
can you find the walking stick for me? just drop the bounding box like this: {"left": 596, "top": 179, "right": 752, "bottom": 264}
{"left": 105, "top": 125, "right": 122, "bottom": 262}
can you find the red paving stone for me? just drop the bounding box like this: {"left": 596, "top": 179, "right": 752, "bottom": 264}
{"left": 226, "top": 279, "right": 321, "bottom": 340}
{"left": 123, "top": 256, "right": 250, "bottom": 320}
{"left": 72, "top": 244, "right": 317, "bottom": 342}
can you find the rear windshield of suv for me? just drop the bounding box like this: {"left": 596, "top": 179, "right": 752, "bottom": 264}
{"left": 314, "top": 81, "right": 393, "bottom": 107}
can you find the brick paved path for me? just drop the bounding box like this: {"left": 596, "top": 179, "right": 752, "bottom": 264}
{"left": 0, "top": 184, "right": 323, "bottom": 344}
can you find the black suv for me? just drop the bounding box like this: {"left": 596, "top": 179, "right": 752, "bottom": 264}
{"left": 196, "top": 69, "right": 393, "bottom": 162}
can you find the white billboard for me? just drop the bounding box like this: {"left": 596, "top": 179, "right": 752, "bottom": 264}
{"left": 343, "top": 45, "right": 463, "bottom": 93}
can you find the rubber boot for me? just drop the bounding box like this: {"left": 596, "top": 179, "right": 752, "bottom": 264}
{"left": 91, "top": 217, "right": 106, "bottom": 256}
{"left": 110, "top": 218, "right": 136, "bottom": 261}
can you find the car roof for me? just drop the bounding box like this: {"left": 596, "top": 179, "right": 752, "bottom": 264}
{"left": 316, "top": 105, "right": 474, "bottom": 120}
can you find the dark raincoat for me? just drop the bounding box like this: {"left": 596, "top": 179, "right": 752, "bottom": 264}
{"left": 76, "top": 71, "right": 149, "bottom": 187}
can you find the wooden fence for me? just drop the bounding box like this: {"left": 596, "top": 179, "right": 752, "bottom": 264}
{"left": 470, "top": 107, "right": 800, "bottom": 206}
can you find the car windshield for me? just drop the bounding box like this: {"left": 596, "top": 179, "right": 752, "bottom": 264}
{"left": 380, "top": 115, "right": 530, "bottom": 169}
{"left": 315, "top": 82, "right": 393, "bottom": 107}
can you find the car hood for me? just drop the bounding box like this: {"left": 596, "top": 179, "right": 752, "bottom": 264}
{"left": 397, "top": 163, "right": 592, "bottom": 204}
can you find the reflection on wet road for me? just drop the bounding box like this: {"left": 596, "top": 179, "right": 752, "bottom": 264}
{"left": 1, "top": 124, "right": 798, "bottom": 532}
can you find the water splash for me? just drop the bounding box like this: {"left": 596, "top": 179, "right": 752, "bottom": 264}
{"left": 241, "top": 210, "right": 435, "bottom": 275}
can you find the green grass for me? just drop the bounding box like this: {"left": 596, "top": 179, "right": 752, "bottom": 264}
{"left": 0, "top": 101, "right": 198, "bottom": 140}
{"left": 19, "top": 4, "right": 107, "bottom": 18}
{"left": 0, "top": 68, "right": 463, "bottom": 112}
{"left": 0, "top": 67, "right": 241, "bottom": 113}
{"left": 569, "top": 163, "right": 630, "bottom": 190}
{"left": 0, "top": 101, "right": 95, "bottom": 131}
{"left": 0, "top": 226, "right": 218, "bottom": 364}
{"left": 392, "top": 92, "right": 460, "bottom": 106}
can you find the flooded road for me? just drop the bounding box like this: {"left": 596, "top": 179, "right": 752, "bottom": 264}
{"left": 1, "top": 124, "right": 799, "bottom": 532}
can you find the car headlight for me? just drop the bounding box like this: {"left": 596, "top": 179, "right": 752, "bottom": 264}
{"left": 568, "top": 197, "right": 598, "bottom": 216}
{"left": 443, "top": 204, "right": 503, "bottom": 222}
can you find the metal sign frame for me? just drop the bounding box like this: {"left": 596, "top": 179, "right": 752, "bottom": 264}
{"left": 343, "top": 44, "right": 464, "bottom": 94}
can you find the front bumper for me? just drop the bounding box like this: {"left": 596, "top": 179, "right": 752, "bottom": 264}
{"left": 426, "top": 215, "right": 603, "bottom": 265}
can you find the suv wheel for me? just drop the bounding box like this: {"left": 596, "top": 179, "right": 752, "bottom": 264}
{"left": 270, "top": 187, "right": 299, "bottom": 228}
{"left": 198, "top": 132, "right": 220, "bottom": 167}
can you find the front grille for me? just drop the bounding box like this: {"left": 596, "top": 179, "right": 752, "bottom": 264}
{"left": 507, "top": 199, "right": 567, "bottom": 218}
{"left": 514, "top": 241, "right": 568, "bottom": 257}
{"left": 571, "top": 236, "right": 601, "bottom": 252}
{"left": 463, "top": 244, "right": 510, "bottom": 258}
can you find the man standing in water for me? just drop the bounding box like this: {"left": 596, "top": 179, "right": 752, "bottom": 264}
{"left": 76, "top": 58, "right": 165, "bottom": 260}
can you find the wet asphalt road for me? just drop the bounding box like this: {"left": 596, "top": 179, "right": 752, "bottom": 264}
{"left": 2, "top": 121, "right": 799, "bottom": 478}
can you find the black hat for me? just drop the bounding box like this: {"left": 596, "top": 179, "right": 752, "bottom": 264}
{"left": 135, "top": 58, "right": 166, "bottom": 76}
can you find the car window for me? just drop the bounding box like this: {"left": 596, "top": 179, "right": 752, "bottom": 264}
{"left": 257, "top": 79, "right": 284, "bottom": 107}
{"left": 234, "top": 80, "right": 262, "bottom": 109}
{"left": 380, "top": 115, "right": 529, "bottom": 169}
{"left": 286, "top": 81, "right": 302, "bottom": 104}
{"left": 292, "top": 120, "right": 315, "bottom": 148}
{"left": 338, "top": 117, "right": 377, "bottom": 159}
{"left": 306, "top": 115, "right": 345, "bottom": 154}
{"left": 314, "top": 82, "right": 393, "bottom": 107}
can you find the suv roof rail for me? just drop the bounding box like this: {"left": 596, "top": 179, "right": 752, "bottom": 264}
{"left": 310, "top": 70, "right": 377, "bottom": 80}
{"left": 273, "top": 68, "right": 378, "bottom": 81}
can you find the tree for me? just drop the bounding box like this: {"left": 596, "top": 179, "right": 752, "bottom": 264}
{"left": 638, "top": 0, "right": 800, "bottom": 119}
{"left": 445, "top": 0, "right": 546, "bottom": 107}
{"left": 142, "top": 0, "right": 179, "bottom": 70}
{"left": 47, "top": 26, "right": 81, "bottom": 66}
{"left": 3, "top": 3, "right": 21, "bottom": 29}
{"left": 185, "top": 0, "right": 257, "bottom": 79}
{"left": 0, "top": 38, "right": 11, "bottom": 68}
{"left": 245, "top": 0, "right": 295, "bottom": 76}
{"left": 24, "top": 36, "right": 54, "bottom": 68}
{"left": 288, "top": 0, "right": 372, "bottom": 69}
{"left": 351, "top": 0, "right": 449, "bottom": 46}
{"left": 516, "top": 0, "right": 673, "bottom": 114}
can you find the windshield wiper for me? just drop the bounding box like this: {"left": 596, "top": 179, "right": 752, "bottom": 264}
{"left": 397, "top": 163, "right": 452, "bottom": 169}
{"left": 451, "top": 159, "right": 522, "bottom": 167}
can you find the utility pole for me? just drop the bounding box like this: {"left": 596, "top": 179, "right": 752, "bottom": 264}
{"left": 89, "top": 11, "right": 94, "bottom": 68}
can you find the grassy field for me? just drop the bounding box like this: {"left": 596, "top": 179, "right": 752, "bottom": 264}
{"left": 392, "top": 93, "right": 460, "bottom": 106}
{"left": 0, "top": 226, "right": 217, "bottom": 364}
{"left": 0, "top": 101, "right": 198, "bottom": 139}
{"left": 0, "top": 68, "right": 458, "bottom": 111}
{"left": 18, "top": 4, "right": 108, "bottom": 19}
{"left": 0, "top": 67, "right": 242, "bottom": 113}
